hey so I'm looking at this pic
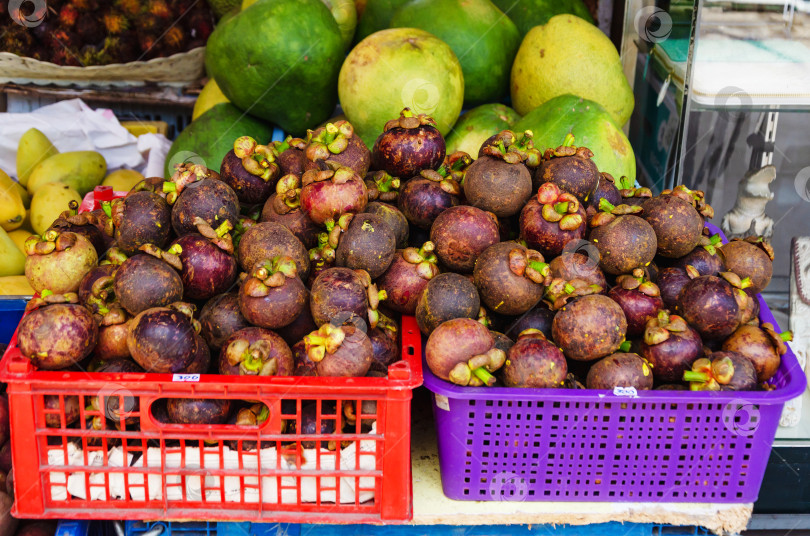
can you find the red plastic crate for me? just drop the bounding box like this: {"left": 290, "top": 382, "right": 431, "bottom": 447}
{"left": 3, "top": 186, "right": 423, "bottom": 523}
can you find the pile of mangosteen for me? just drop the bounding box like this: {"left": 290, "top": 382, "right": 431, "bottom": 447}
{"left": 16, "top": 107, "right": 791, "bottom": 454}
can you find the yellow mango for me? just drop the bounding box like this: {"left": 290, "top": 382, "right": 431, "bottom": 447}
{"left": 8, "top": 229, "right": 33, "bottom": 253}
{"left": 27, "top": 151, "right": 107, "bottom": 196}
{"left": 0, "top": 227, "right": 25, "bottom": 276}
{"left": 16, "top": 127, "right": 58, "bottom": 187}
{"left": 30, "top": 182, "right": 82, "bottom": 236}
{"left": 0, "top": 168, "right": 26, "bottom": 232}
{"left": 0, "top": 275, "right": 35, "bottom": 296}
{"left": 102, "top": 168, "right": 145, "bottom": 192}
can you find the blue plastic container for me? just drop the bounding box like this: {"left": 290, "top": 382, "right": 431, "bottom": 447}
{"left": 0, "top": 298, "right": 26, "bottom": 345}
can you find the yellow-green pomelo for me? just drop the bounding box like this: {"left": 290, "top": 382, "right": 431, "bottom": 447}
{"left": 445, "top": 103, "right": 521, "bottom": 157}
{"left": 192, "top": 78, "right": 230, "bottom": 121}
{"left": 513, "top": 94, "right": 635, "bottom": 183}
{"left": 511, "top": 14, "right": 633, "bottom": 126}
{"left": 30, "top": 182, "right": 83, "bottom": 236}
{"left": 0, "top": 228, "right": 25, "bottom": 277}
{"left": 339, "top": 27, "right": 464, "bottom": 147}
{"left": 27, "top": 151, "right": 107, "bottom": 196}
{"left": 102, "top": 169, "right": 145, "bottom": 192}
{"left": 16, "top": 127, "right": 58, "bottom": 187}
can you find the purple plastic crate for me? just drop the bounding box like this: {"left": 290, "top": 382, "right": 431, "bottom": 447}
{"left": 423, "top": 224, "right": 807, "bottom": 503}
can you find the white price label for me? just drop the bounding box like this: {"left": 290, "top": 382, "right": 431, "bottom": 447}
{"left": 172, "top": 374, "right": 200, "bottom": 382}
{"left": 613, "top": 386, "right": 638, "bottom": 398}
{"left": 435, "top": 394, "right": 450, "bottom": 411}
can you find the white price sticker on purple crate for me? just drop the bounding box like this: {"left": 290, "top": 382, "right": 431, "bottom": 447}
{"left": 172, "top": 374, "right": 200, "bottom": 382}
{"left": 612, "top": 386, "right": 638, "bottom": 398}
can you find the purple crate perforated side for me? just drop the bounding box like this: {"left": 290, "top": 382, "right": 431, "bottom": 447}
{"left": 424, "top": 223, "right": 806, "bottom": 503}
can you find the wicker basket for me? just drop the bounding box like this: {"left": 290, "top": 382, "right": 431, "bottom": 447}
{"left": 0, "top": 48, "right": 205, "bottom": 88}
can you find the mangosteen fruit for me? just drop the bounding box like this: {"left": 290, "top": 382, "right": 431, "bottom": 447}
{"left": 722, "top": 323, "right": 791, "bottom": 382}
{"left": 77, "top": 264, "right": 117, "bottom": 307}
{"left": 95, "top": 312, "right": 132, "bottom": 362}
{"left": 639, "top": 311, "right": 703, "bottom": 383}
{"left": 641, "top": 193, "right": 704, "bottom": 258}
{"left": 171, "top": 178, "right": 239, "bottom": 238}
{"left": 677, "top": 272, "right": 750, "bottom": 340}
{"left": 683, "top": 351, "right": 757, "bottom": 391}
{"left": 586, "top": 353, "right": 653, "bottom": 390}
{"left": 303, "top": 323, "right": 374, "bottom": 377}
{"left": 300, "top": 165, "right": 368, "bottom": 226}
{"left": 503, "top": 303, "right": 555, "bottom": 341}
{"left": 335, "top": 212, "right": 396, "bottom": 278}
{"left": 309, "top": 267, "right": 369, "bottom": 327}
{"left": 49, "top": 200, "right": 112, "bottom": 257}
{"left": 718, "top": 236, "right": 774, "bottom": 294}
{"left": 183, "top": 335, "right": 212, "bottom": 374}
{"left": 305, "top": 120, "right": 371, "bottom": 176}
{"left": 674, "top": 233, "right": 725, "bottom": 276}
{"left": 377, "top": 242, "right": 439, "bottom": 315}
{"left": 589, "top": 200, "right": 657, "bottom": 275}
{"left": 114, "top": 254, "right": 183, "bottom": 315}
{"left": 542, "top": 277, "right": 604, "bottom": 311}
{"left": 607, "top": 269, "right": 664, "bottom": 337}
{"left": 237, "top": 221, "right": 310, "bottom": 280}
{"left": 430, "top": 205, "right": 499, "bottom": 273}
{"left": 44, "top": 394, "right": 81, "bottom": 428}
{"left": 548, "top": 251, "right": 607, "bottom": 291}
{"left": 552, "top": 294, "right": 627, "bottom": 361}
{"left": 24, "top": 231, "right": 98, "bottom": 295}
{"left": 278, "top": 295, "right": 318, "bottom": 349}
{"left": 588, "top": 172, "right": 622, "bottom": 209}
{"left": 260, "top": 174, "right": 320, "bottom": 249}
{"left": 415, "top": 272, "right": 480, "bottom": 335}
{"left": 199, "top": 293, "right": 251, "bottom": 352}
{"left": 170, "top": 218, "right": 238, "bottom": 301}
{"left": 167, "top": 398, "right": 231, "bottom": 425}
{"left": 292, "top": 340, "right": 317, "bottom": 376}
{"left": 658, "top": 266, "right": 694, "bottom": 309}
{"left": 365, "top": 201, "right": 409, "bottom": 248}
{"left": 219, "top": 136, "right": 280, "bottom": 205}
{"left": 365, "top": 170, "right": 401, "bottom": 204}
{"left": 463, "top": 130, "right": 534, "bottom": 217}
{"left": 17, "top": 295, "right": 98, "bottom": 371}
{"left": 520, "top": 183, "right": 587, "bottom": 258}
{"left": 239, "top": 257, "right": 308, "bottom": 329}
{"left": 502, "top": 330, "right": 566, "bottom": 388}
{"left": 110, "top": 191, "right": 172, "bottom": 255}
{"left": 491, "top": 331, "right": 515, "bottom": 355}
{"left": 227, "top": 403, "right": 271, "bottom": 451}
{"left": 425, "top": 318, "right": 505, "bottom": 386}
{"left": 472, "top": 241, "right": 550, "bottom": 316}
{"left": 219, "top": 327, "right": 294, "bottom": 377}
{"left": 273, "top": 135, "right": 307, "bottom": 177}
{"left": 368, "top": 315, "right": 400, "bottom": 373}
{"left": 372, "top": 109, "right": 445, "bottom": 178}
{"left": 127, "top": 303, "right": 200, "bottom": 373}
{"left": 288, "top": 402, "right": 337, "bottom": 448}
{"left": 397, "top": 169, "right": 461, "bottom": 230}
{"left": 536, "top": 135, "right": 599, "bottom": 203}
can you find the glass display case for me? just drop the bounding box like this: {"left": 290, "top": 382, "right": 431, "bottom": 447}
{"left": 622, "top": 0, "right": 810, "bottom": 515}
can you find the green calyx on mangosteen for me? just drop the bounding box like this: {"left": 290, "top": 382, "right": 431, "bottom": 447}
{"left": 463, "top": 130, "right": 536, "bottom": 217}
{"left": 683, "top": 351, "right": 757, "bottom": 391}
{"left": 473, "top": 241, "right": 551, "bottom": 316}
{"left": 308, "top": 213, "right": 353, "bottom": 281}
{"left": 520, "top": 182, "right": 587, "bottom": 258}
{"left": 542, "top": 276, "right": 603, "bottom": 311}
{"left": 365, "top": 170, "right": 401, "bottom": 203}
{"left": 306, "top": 120, "right": 371, "bottom": 177}
{"left": 303, "top": 323, "right": 374, "bottom": 377}
{"left": 537, "top": 133, "right": 600, "bottom": 203}
{"left": 662, "top": 184, "right": 714, "bottom": 220}
{"left": 425, "top": 317, "right": 505, "bottom": 386}
{"left": 674, "top": 232, "right": 725, "bottom": 276}
{"left": 220, "top": 136, "right": 281, "bottom": 205}
{"left": 237, "top": 221, "right": 310, "bottom": 280}
{"left": 219, "top": 327, "right": 294, "bottom": 377}
{"left": 639, "top": 310, "right": 702, "bottom": 383}
{"left": 239, "top": 256, "right": 307, "bottom": 330}
{"left": 589, "top": 198, "right": 657, "bottom": 275}
{"left": 377, "top": 241, "right": 440, "bottom": 315}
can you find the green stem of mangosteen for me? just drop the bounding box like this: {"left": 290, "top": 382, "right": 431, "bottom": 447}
{"left": 709, "top": 234, "right": 721, "bottom": 246}
{"left": 619, "top": 341, "right": 632, "bottom": 352}
{"left": 617, "top": 175, "right": 635, "bottom": 190}
{"left": 242, "top": 352, "right": 262, "bottom": 372}
{"left": 703, "top": 244, "right": 717, "bottom": 256}
{"left": 529, "top": 261, "right": 549, "bottom": 275}
{"left": 599, "top": 198, "right": 616, "bottom": 213}
{"left": 554, "top": 202, "right": 569, "bottom": 215}
{"left": 517, "top": 130, "right": 533, "bottom": 148}
{"left": 68, "top": 200, "right": 79, "bottom": 216}
{"left": 419, "top": 241, "right": 435, "bottom": 258}
{"left": 257, "top": 404, "right": 270, "bottom": 423}
{"left": 472, "top": 366, "right": 496, "bottom": 386}
{"left": 215, "top": 220, "right": 233, "bottom": 237}
{"left": 163, "top": 181, "right": 177, "bottom": 193}
{"left": 739, "top": 277, "right": 752, "bottom": 289}
{"left": 275, "top": 137, "right": 291, "bottom": 154}
{"left": 101, "top": 201, "right": 112, "bottom": 218}
{"left": 401, "top": 108, "right": 414, "bottom": 118}
{"left": 781, "top": 331, "right": 793, "bottom": 342}
{"left": 563, "top": 283, "right": 575, "bottom": 294}
{"left": 562, "top": 133, "right": 575, "bottom": 147}
{"left": 41, "top": 289, "right": 53, "bottom": 298}
{"left": 683, "top": 371, "right": 710, "bottom": 383}
{"left": 167, "top": 244, "right": 183, "bottom": 256}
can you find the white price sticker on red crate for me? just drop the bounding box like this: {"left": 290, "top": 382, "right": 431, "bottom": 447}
{"left": 172, "top": 374, "right": 200, "bottom": 382}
